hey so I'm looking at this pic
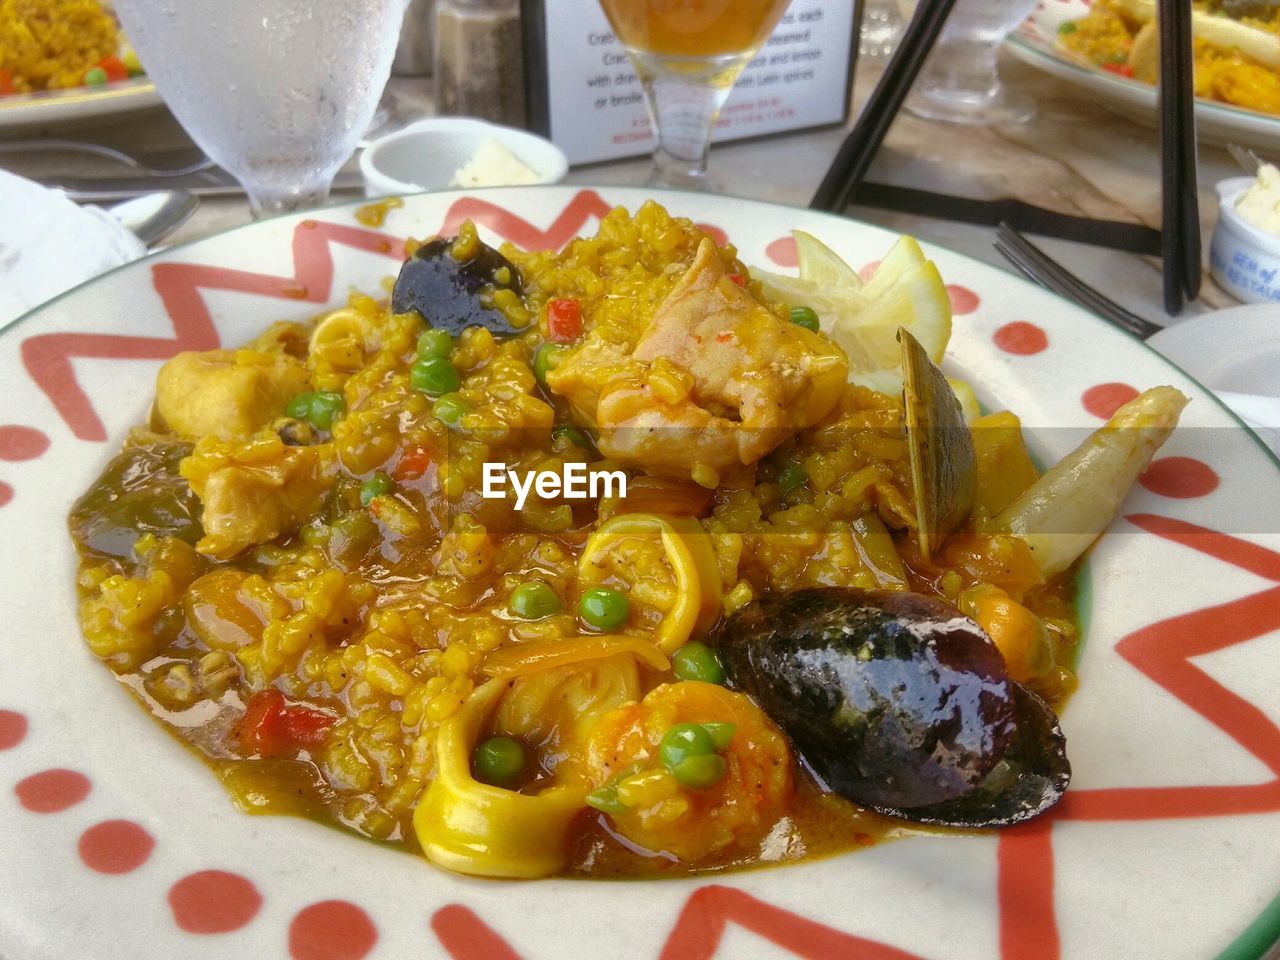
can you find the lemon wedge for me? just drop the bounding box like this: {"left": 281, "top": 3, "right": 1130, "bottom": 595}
{"left": 947, "top": 377, "right": 982, "bottom": 424}
{"left": 755, "top": 232, "right": 955, "bottom": 399}
{"left": 794, "top": 230, "right": 864, "bottom": 289}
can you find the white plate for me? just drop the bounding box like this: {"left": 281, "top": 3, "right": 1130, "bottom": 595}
{"left": 0, "top": 78, "right": 163, "bottom": 132}
{"left": 1009, "top": 1, "right": 1280, "bottom": 151}
{"left": 1, "top": 186, "right": 1279, "bottom": 960}
{"left": 1149, "top": 304, "right": 1280, "bottom": 393}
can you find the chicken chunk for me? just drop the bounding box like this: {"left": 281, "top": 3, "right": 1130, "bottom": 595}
{"left": 549, "top": 239, "right": 848, "bottom": 482}
{"left": 181, "top": 435, "right": 336, "bottom": 559}
{"left": 156, "top": 349, "right": 310, "bottom": 440}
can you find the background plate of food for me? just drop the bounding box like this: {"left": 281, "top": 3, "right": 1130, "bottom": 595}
{"left": 1009, "top": 0, "right": 1280, "bottom": 151}
{"left": 0, "top": 185, "right": 1278, "bottom": 960}
{"left": 0, "top": 0, "right": 161, "bottom": 130}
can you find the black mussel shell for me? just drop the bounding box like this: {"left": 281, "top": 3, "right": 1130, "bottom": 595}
{"left": 869, "top": 680, "right": 1070, "bottom": 827}
{"left": 717, "top": 588, "right": 1016, "bottom": 810}
{"left": 391, "top": 236, "right": 525, "bottom": 338}
{"left": 69, "top": 441, "right": 203, "bottom": 559}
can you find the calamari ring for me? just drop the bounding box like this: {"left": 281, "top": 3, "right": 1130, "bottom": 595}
{"left": 577, "top": 513, "right": 721, "bottom": 653}
{"left": 413, "top": 678, "right": 587, "bottom": 879}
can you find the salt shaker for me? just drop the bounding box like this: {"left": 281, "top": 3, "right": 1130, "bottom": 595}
{"left": 435, "top": 0, "right": 526, "bottom": 126}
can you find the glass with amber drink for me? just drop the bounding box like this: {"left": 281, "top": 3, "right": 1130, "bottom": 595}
{"left": 599, "top": 0, "right": 792, "bottom": 189}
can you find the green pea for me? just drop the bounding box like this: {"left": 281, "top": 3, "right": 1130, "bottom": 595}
{"left": 416, "top": 328, "right": 454, "bottom": 361}
{"left": 359, "top": 472, "right": 392, "bottom": 507}
{"left": 432, "top": 393, "right": 471, "bottom": 428}
{"left": 777, "top": 463, "right": 808, "bottom": 496}
{"left": 789, "top": 305, "right": 820, "bottom": 331}
{"left": 286, "top": 392, "right": 313, "bottom": 419}
{"left": 584, "top": 762, "right": 643, "bottom": 815}
{"left": 84, "top": 66, "right": 108, "bottom": 86}
{"left": 658, "top": 722, "right": 716, "bottom": 771}
{"left": 585, "top": 783, "right": 628, "bottom": 814}
{"left": 533, "top": 343, "right": 569, "bottom": 387}
{"left": 552, "top": 424, "right": 591, "bottom": 449}
{"left": 509, "top": 580, "right": 562, "bottom": 620}
{"left": 699, "top": 722, "right": 736, "bottom": 751}
{"left": 1057, "top": 19, "right": 1078, "bottom": 34}
{"left": 411, "top": 357, "right": 462, "bottom": 397}
{"left": 327, "top": 511, "right": 377, "bottom": 564}
{"left": 671, "top": 753, "right": 727, "bottom": 789}
{"left": 578, "top": 586, "right": 629, "bottom": 630}
{"left": 672, "top": 641, "right": 726, "bottom": 685}
{"left": 299, "top": 521, "right": 330, "bottom": 546}
{"left": 473, "top": 736, "right": 527, "bottom": 787}
{"left": 308, "top": 391, "right": 346, "bottom": 430}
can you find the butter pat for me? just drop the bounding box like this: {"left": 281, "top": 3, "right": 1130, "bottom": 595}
{"left": 450, "top": 139, "right": 541, "bottom": 188}
{"left": 1236, "top": 163, "right": 1280, "bottom": 235}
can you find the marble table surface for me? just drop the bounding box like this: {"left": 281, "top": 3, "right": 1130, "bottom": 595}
{"left": 0, "top": 54, "right": 1254, "bottom": 325}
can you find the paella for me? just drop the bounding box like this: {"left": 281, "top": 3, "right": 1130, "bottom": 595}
{"left": 68, "top": 201, "right": 1186, "bottom": 879}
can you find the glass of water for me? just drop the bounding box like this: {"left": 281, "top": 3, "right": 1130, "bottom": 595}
{"left": 113, "top": 0, "right": 409, "bottom": 217}
{"left": 907, "top": 0, "right": 1038, "bottom": 125}
{"left": 860, "top": 0, "right": 906, "bottom": 61}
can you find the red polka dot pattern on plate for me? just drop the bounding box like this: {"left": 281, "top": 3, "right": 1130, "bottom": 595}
{"left": 78, "top": 820, "right": 155, "bottom": 875}
{"left": 168, "top": 870, "right": 262, "bottom": 934}
{"left": 765, "top": 236, "right": 798, "bottom": 268}
{"left": 695, "top": 223, "right": 727, "bottom": 246}
{"left": 946, "top": 285, "right": 980, "bottom": 316}
{"left": 0, "top": 482, "right": 12, "bottom": 508}
{"left": 431, "top": 905, "right": 522, "bottom": 960}
{"left": 289, "top": 901, "right": 377, "bottom": 960}
{"left": 1139, "top": 457, "right": 1220, "bottom": 499}
{"left": 15, "top": 769, "right": 90, "bottom": 812}
{"left": 1082, "top": 383, "right": 1139, "bottom": 420}
{"left": 0, "top": 710, "right": 26, "bottom": 749}
{"left": 0, "top": 426, "right": 49, "bottom": 461}
{"left": 994, "top": 321, "right": 1049, "bottom": 355}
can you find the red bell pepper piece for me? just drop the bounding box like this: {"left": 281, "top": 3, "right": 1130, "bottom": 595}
{"left": 235, "top": 689, "right": 334, "bottom": 757}
{"left": 393, "top": 446, "right": 431, "bottom": 481}
{"left": 98, "top": 56, "right": 129, "bottom": 82}
{"left": 546, "top": 298, "right": 582, "bottom": 342}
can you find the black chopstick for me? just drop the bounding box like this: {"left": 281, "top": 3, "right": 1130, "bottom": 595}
{"left": 994, "top": 222, "right": 1162, "bottom": 340}
{"left": 1174, "top": 0, "right": 1202, "bottom": 302}
{"left": 810, "top": 0, "right": 959, "bottom": 212}
{"left": 1158, "top": 0, "right": 1202, "bottom": 313}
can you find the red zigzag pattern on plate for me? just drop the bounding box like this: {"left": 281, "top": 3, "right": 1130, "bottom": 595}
{"left": 431, "top": 887, "right": 926, "bottom": 960}
{"left": 19, "top": 189, "right": 615, "bottom": 443}
{"left": 998, "top": 514, "right": 1280, "bottom": 960}
{"left": 1057, "top": 513, "right": 1280, "bottom": 821}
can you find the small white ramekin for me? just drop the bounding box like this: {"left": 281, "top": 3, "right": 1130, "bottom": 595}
{"left": 1210, "top": 176, "right": 1280, "bottom": 304}
{"left": 359, "top": 117, "right": 568, "bottom": 198}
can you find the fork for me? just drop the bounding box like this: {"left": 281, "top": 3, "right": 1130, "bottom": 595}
{"left": 1227, "top": 142, "right": 1264, "bottom": 175}
{"left": 994, "top": 222, "right": 1164, "bottom": 340}
{"left": 0, "top": 139, "right": 214, "bottom": 177}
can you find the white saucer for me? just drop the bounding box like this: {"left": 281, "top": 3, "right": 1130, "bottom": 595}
{"left": 1148, "top": 305, "right": 1280, "bottom": 454}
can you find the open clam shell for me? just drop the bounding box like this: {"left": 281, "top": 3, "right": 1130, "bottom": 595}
{"left": 901, "top": 328, "right": 975, "bottom": 560}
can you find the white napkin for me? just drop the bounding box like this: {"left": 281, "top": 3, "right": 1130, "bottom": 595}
{"left": 0, "top": 169, "right": 146, "bottom": 331}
